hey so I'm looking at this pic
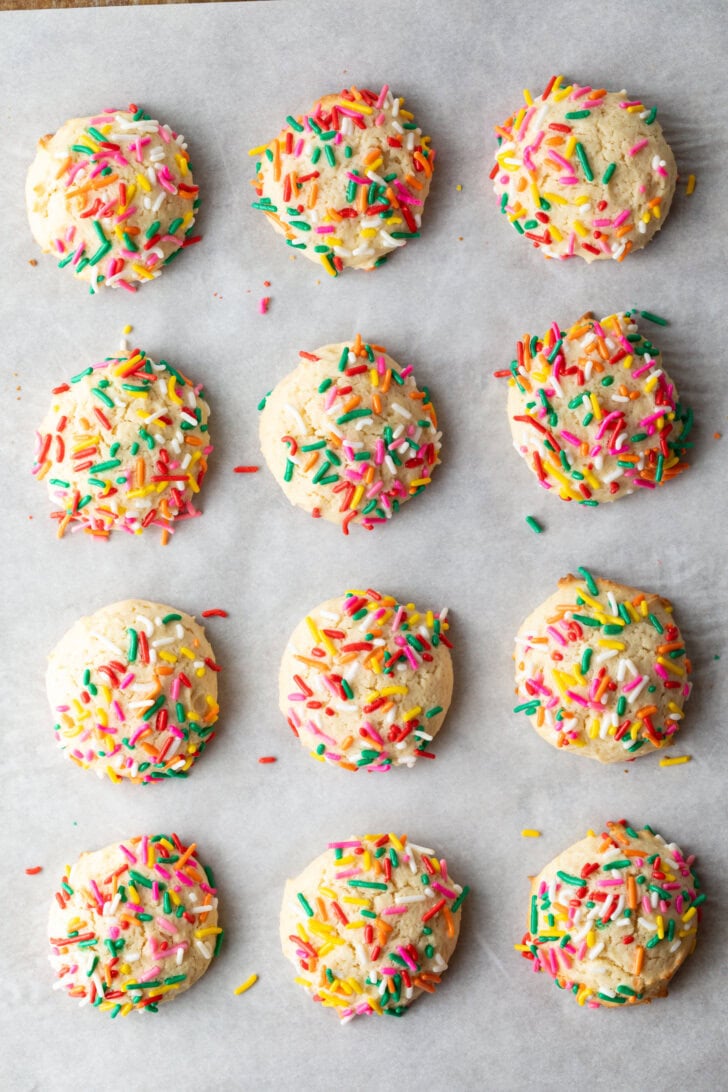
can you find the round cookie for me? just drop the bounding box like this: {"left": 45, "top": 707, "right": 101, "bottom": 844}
{"left": 26, "top": 104, "right": 200, "bottom": 292}
{"left": 502, "top": 311, "right": 690, "bottom": 505}
{"left": 280, "top": 833, "right": 468, "bottom": 1021}
{"left": 492, "top": 76, "right": 676, "bottom": 261}
{"left": 513, "top": 570, "right": 691, "bottom": 763}
{"left": 251, "top": 85, "right": 434, "bottom": 275}
{"left": 280, "top": 590, "right": 453, "bottom": 770}
{"left": 32, "top": 341, "right": 212, "bottom": 540}
{"left": 259, "top": 337, "right": 440, "bottom": 532}
{"left": 519, "top": 820, "right": 704, "bottom": 1008}
{"left": 49, "top": 834, "right": 221, "bottom": 1015}
{"left": 47, "top": 599, "right": 221, "bottom": 783}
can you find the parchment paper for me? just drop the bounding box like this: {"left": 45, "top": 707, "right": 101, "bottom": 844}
{"left": 1, "top": 2, "right": 727, "bottom": 1089}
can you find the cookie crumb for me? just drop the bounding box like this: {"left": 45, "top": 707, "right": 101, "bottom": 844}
{"left": 28, "top": 258, "right": 37, "bottom": 266}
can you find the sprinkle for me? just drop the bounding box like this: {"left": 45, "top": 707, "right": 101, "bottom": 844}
{"left": 201, "top": 610, "right": 228, "bottom": 618}
{"left": 686, "top": 174, "right": 696, "bottom": 195}
{"left": 234, "top": 973, "right": 258, "bottom": 995}
{"left": 258, "top": 297, "right": 270, "bottom": 315}
{"left": 659, "top": 755, "right": 691, "bottom": 766}
{"left": 233, "top": 465, "right": 260, "bottom": 473}
{"left": 521, "top": 830, "right": 541, "bottom": 838}
{"left": 25, "top": 866, "right": 43, "bottom": 875}
{"left": 258, "top": 756, "right": 277, "bottom": 764}
{"left": 525, "top": 515, "right": 543, "bottom": 534}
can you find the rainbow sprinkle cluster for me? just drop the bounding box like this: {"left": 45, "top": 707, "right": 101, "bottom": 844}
{"left": 50, "top": 605, "right": 221, "bottom": 783}
{"left": 49, "top": 835, "right": 221, "bottom": 1017}
{"left": 260, "top": 336, "right": 440, "bottom": 532}
{"left": 492, "top": 76, "right": 673, "bottom": 260}
{"left": 284, "top": 590, "right": 452, "bottom": 770}
{"left": 32, "top": 347, "right": 212, "bottom": 542}
{"left": 251, "top": 85, "right": 434, "bottom": 275}
{"left": 517, "top": 821, "right": 704, "bottom": 1007}
{"left": 500, "top": 311, "right": 691, "bottom": 504}
{"left": 514, "top": 569, "right": 691, "bottom": 759}
{"left": 285, "top": 834, "right": 468, "bottom": 1021}
{"left": 34, "top": 105, "right": 200, "bottom": 292}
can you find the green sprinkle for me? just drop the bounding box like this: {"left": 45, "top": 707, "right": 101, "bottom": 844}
{"left": 581, "top": 648, "right": 593, "bottom": 673}
{"left": 336, "top": 408, "right": 372, "bottom": 425}
{"left": 640, "top": 310, "right": 668, "bottom": 326}
{"left": 142, "top": 696, "right": 165, "bottom": 722}
{"left": 603, "top": 860, "right": 630, "bottom": 870}
{"left": 575, "top": 142, "right": 594, "bottom": 182}
{"left": 556, "top": 871, "right": 586, "bottom": 887}
{"left": 451, "top": 885, "right": 470, "bottom": 913}
{"left": 577, "top": 567, "right": 599, "bottom": 596}
{"left": 284, "top": 459, "right": 294, "bottom": 482}
{"left": 297, "top": 893, "right": 313, "bottom": 917}
{"left": 347, "top": 880, "right": 388, "bottom": 891}
{"left": 91, "top": 387, "right": 114, "bottom": 408}
{"left": 162, "top": 613, "right": 182, "bottom": 625}
{"left": 324, "top": 144, "right": 336, "bottom": 168}
{"left": 644, "top": 106, "right": 658, "bottom": 125}
{"left": 530, "top": 895, "right": 538, "bottom": 935}
{"left": 286, "top": 115, "right": 304, "bottom": 132}
{"left": 525, "top": 515, "right": 543, "bottom": 534}
{"left": 565, "top": 109, "right": 591, "bottom": 119}
{"left": 602, "top": 162, "right": 616, "bottom": 185}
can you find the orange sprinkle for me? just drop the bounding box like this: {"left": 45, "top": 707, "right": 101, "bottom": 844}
{"left": 25, "top": 866, "right": 43, "bottom": 875}
{"left": 634, "top": 945, "right": 645, "bottom": 975}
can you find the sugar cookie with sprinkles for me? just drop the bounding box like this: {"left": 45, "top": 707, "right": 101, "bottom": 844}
{"left": 49, "top": 834, "right": 221, "bottom": 1015}
{"left": 32, "top": 340, "right": 212, "bottom": 541}
{"left": 491, "top": 76, "right": 676, "bottom": 261}
{"left": 47, "top": 600, "right": 221, "bottom": 783}
{"left": 280, "top": 833, "right": 468, "bottom": 1021}
{"left": 518, "top": 820, "right": 704, "bottom": 1007}
{"left": 251, "top": 85, "right": 434, "bottom": 275}
{"left": 26, "top": 104, "right": 201, "bottom": 292}
{"left": 280, "top": 590, "right": 453, "bottom": 770}
{"left": 259, "top": 337, "right": 440, "bottom": 532}
{"left": 513, "top": 570, "right": 691, "bottom": 763}
{"left": 501, "top": 310, "right": 691, "bottom": 505}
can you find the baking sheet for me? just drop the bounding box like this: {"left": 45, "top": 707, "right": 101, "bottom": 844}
{"left": 1, "top": 1, "right": 727, "bottom": 1089}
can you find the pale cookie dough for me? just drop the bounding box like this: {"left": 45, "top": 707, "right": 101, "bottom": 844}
{"left": 259, "top": 337, "right": 441, "bottom": 532}
{"left": 49, "top": 834, "right": 221, "bottom": 1015}
{"left": 280, "top": 590, "right": 453, "bottom": 770}
{"left": 492, "top": 76, "right": 676, "bottom": 261}
{"left": 513, "top": 570, "right": 691, "bottom": 762}
{"left": 503, "top": 311, "right": 691, "bottom": 505}
{"left": 251, "top": 85, "right": 434, "bottom": 275}
{"left": 47, "top": 599, "right": 221, "bottom": 783}
{"left": 520, "top": 820, "right": 704, "bottom": 1008}
{"left": 280, "top": 833, "right": 468, "bottom": 1021}
{"left": 32, "top": 341, "right": 212, "bottom": 540}
{"left": 26, "top": 105, "right": 200, "bottom": 292}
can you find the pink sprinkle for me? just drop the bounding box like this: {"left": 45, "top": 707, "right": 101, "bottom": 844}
{"left": 119, "top": 843, "right": 137, "bottom": 864}
{"left": 431, "top": 881, "right": 457, "bottom": 899}
{"left": 376, "top": 84, "right": 389, "bottom": 108}
{"left": 628, "top": 139, "right": 649, "bottom": 156}
{"left": 546, "top": 625, "right": 567, "bottom": 647}
{"left": 612, "top": 209, "right": 631, "bottom": 228}
{"left": 258, "top": 297, "right": 270, "bottom": 315}
{"left": 381, "top": 906, "right": 408, "bottom": 916}
{"left": 328, "top": 841, "right": 361, "bottom": 849}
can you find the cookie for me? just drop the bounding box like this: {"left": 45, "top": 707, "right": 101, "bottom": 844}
{"left": 280, "top": 833, "right": 468, "bottom": 1021}
{"left": 251, "top": 85, "right": 434, "bottom": 275}
{"left": 492, "top": 76, "right": 676, "bottom": 261}
{"left": 259, "top": 337, "right": 440, "bottom": 532}
{"left": 26, "top": 104, "right": 200, "bottom": 292}
{"left": 518, "top": 820, "right": 704, "bottom": 1008}
{"left": 49, "top": 834, "right": 221, "bottom": 1015}
{"left": 501, "top": 311, "right": 691, "bottom": 505}
{"left": 47, "top": 599, "right": 221, "bottom": 783}
{"left": 32, "top": 340, "right": 212, "bottom": 541}
{"left": 280, "top": 590, "right": 453, "bottom": 770}
{"left": 513, "top": 570, "right": 691, "bottom": 763}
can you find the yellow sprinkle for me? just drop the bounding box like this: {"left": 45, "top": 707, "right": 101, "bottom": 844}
{"left": 659, "top": 755, "right": 691, "bottom": 767}
{"left": 682, "top": 906, "right": 697, "bottom": 923}
{"left": 455, "top": 184, "right": 462, "bottom": 191}
{"left": 564, "top": 136, "right": 577, "bottom": 158}
{"left": 388, "top": 833, "right": 404, "bottom": 852}
{"left": 123, "top": 324, "right": 133, "bottom": 335}
{"left": 336, "top": 99, "right": 373, "bottom": 114}
{"left": 686, "top": 174, "right": 696, "bottom": 195}
{"left": 523, "top": 88, "right": 534, "bottom": 106}
{"left": 589, "top": 392, "right": 603, "bottom": 422}
{"left": 521, "top": 829, "right": 541, "bottom": 838}
{"left": 248, "top": 144, "right": 268, "bottom": 156}
{"left": 598, "top": 639, "right": 626, "bottom": 650}
{"left": 402, "top": 707, "right": 422, "bottom": 722}
{"left": 586, "top": 930, "right": 596, "bottom": 948}
{"left": 135, "top": 172, "right": 152, "bottom": 193}
{"left": 572, "top": 219, "right": 588, "bottom": 238}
